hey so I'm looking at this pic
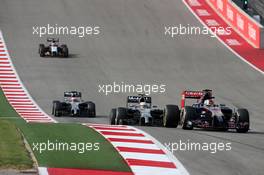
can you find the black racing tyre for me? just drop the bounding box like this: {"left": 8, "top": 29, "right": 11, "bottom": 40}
{"left": 52, "top": 100, "right": 60, "bottom": 115}
{"left": 110, "top": 108, "right": 117, "bottom": 125}
{"left": 53, "top": 101, "right": 62, "bottom": 117}
{"left": 39, "top": 44, "right": 45, "bottom": 57}
{"left": 236, "top": 108, "right": 250, "bottom": 133}
{"left": 52, "top": 101, "right": 56, "bottom": 116}
{"left": 52, "top": 103, "right": 54, "bottom": 115}
{"left": 61, "top": 45, "right": 69, "bottom": 58}
{"left": 163, "top": 105, "right": 180, "bottom": 128}
{"left": 139, "top": 117, "right": 146, "bottom": 126}
{"left": 86, "top": 101, "right": 96, "bottom": 117}
{"left": 181, "top": 106, "right": 196, "bottom": 130}
{"left": 116, "top": 107, "right": 127, "bottom": 125}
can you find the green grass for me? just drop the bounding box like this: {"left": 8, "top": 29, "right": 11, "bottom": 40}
{"left": 0, "top": 89, "right": 33, "bottom": 169}
{"left": 0, "top": 89, "right": 131, "bottom": 171}
{"left": 0, "top": 88, "right": 20, "bottom": 119}
{"left": 0, "top": 120, "right": 33, "bottom": 169}
{"left": 18, "top": 123, "right": 130, "bottom": 171}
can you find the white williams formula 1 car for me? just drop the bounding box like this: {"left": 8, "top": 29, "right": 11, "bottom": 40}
{"left": 110, "top": 94, "right": 180, "bottom": 127}
{"left": 52, "top": 91, "right": 96, "bottom": 117}
{"left": 39, "top": 38, "right": 69, "bottom": 57}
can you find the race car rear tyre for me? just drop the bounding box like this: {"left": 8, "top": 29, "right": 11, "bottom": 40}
{"left": 236, "top": 108, "right": 250, "bottom": 133}
{"left": 61, "top": 45, "right": 69, "bottom": 58}
{"left": 39, "top": 44, "right": 45, "bottom": 57}
{"left": 53, "top": 101, "right": 62, "bottom": 117}
{"left": 116, "top": 107, "right": 127, "bottom": 125}
{"left": 181, "top": 106, "right": 196, "bottom": 130}
{"left": 110, "top": 108, "right": 117, "bottom": 125}
{"left": 163, "top": 105, "right": 180, "bottom": 128}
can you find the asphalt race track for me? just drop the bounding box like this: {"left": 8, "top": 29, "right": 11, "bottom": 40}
{"left": 1, "top": 0, "right": 264, "bottom": 174}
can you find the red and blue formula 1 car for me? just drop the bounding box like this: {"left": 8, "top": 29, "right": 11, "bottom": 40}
{"left": 179, "top": 89, "right": 250, "bottom": 133}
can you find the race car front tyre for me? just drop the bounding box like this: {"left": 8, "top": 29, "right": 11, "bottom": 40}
{"left": 181, "top": 106, "right": 196, "bottom": 130}
{"left": 236, "top": 108, "right": 250, "bottom": 133}
{"left": 52, "top": 100, "right": 60, "bottom": 115}
{"left": 139, "top": 117, "right": 146, "bottom": 126}
{"left": 116, "top": 107, "right": 127, "bottom": 125}
{"left": 39, "top": 44, "right": 45, "bottom": 57}
{"left": 110, "top": 108, "right": 117, "bottom": 125}
{"left": 86, "top": 101, "right": 96, "bottom": 117}
{"left": 163, "top": 105, "right": 180, "bottom": 128}
{"left": 53, "top": 101, "right": 62, "bottom": 117}
{"left": 61, "top": 45, "right": 69, "bottom": 58}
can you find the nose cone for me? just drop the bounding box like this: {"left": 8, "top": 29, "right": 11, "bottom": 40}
{"left": 213, "top": 115, "right": 225, "bottom": 128}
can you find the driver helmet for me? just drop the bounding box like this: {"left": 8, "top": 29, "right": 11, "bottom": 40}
{"left": 72, "top": 98, "right": 79, "bottom": 102}
{"left": 51, "top": 40, "right": 56, "bottom": 46}
{"left": 140, "top": 102, "right": 147, "bottom": 109}
{"left": 204, "top": 99, "right": 214, "bottom": 106}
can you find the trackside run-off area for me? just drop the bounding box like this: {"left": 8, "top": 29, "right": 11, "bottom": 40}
{"left": 0, "top": 119, "right": 33, "bottom": 170}
{"left": 0, "top": 87, "right": 131, "bottom": 174}
{"left": 184, "top": 0, "right": 264, "bottom": 74}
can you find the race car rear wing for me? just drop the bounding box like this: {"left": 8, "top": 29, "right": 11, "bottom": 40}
{"left": 64, "top": 91, "right": 82, "bottom": 98}
{"left": 181, "top": 90, "right": 204, "bottom": 108}
{"left": 47, "top": 37, "right": 59, "bottom": 43}
{"left": 181, "top": 89, "right": 214, "bottom": 108}
{"left": 127, "top": 95, "right": 152, "bottom": 107}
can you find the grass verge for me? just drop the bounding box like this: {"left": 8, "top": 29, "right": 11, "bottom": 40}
{"left": 0, "top": 89, "right": 130, "bottom": 171}
{"left": 0, "top": 120, "right": 33, "bottom": 170}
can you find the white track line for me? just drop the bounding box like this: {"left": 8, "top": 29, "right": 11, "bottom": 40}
{"left": 112, "top": 142, "right": 160, "bottom": 150}
{"left": 120, "top": 152, "right": 171, "bottom": 162}
{"left": 38, "top": 167, "right": 49, "bottom": 175}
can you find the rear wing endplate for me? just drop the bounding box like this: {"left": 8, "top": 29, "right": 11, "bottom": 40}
{"left": 181, "top": 91, "right": 204, "bottom": 108}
